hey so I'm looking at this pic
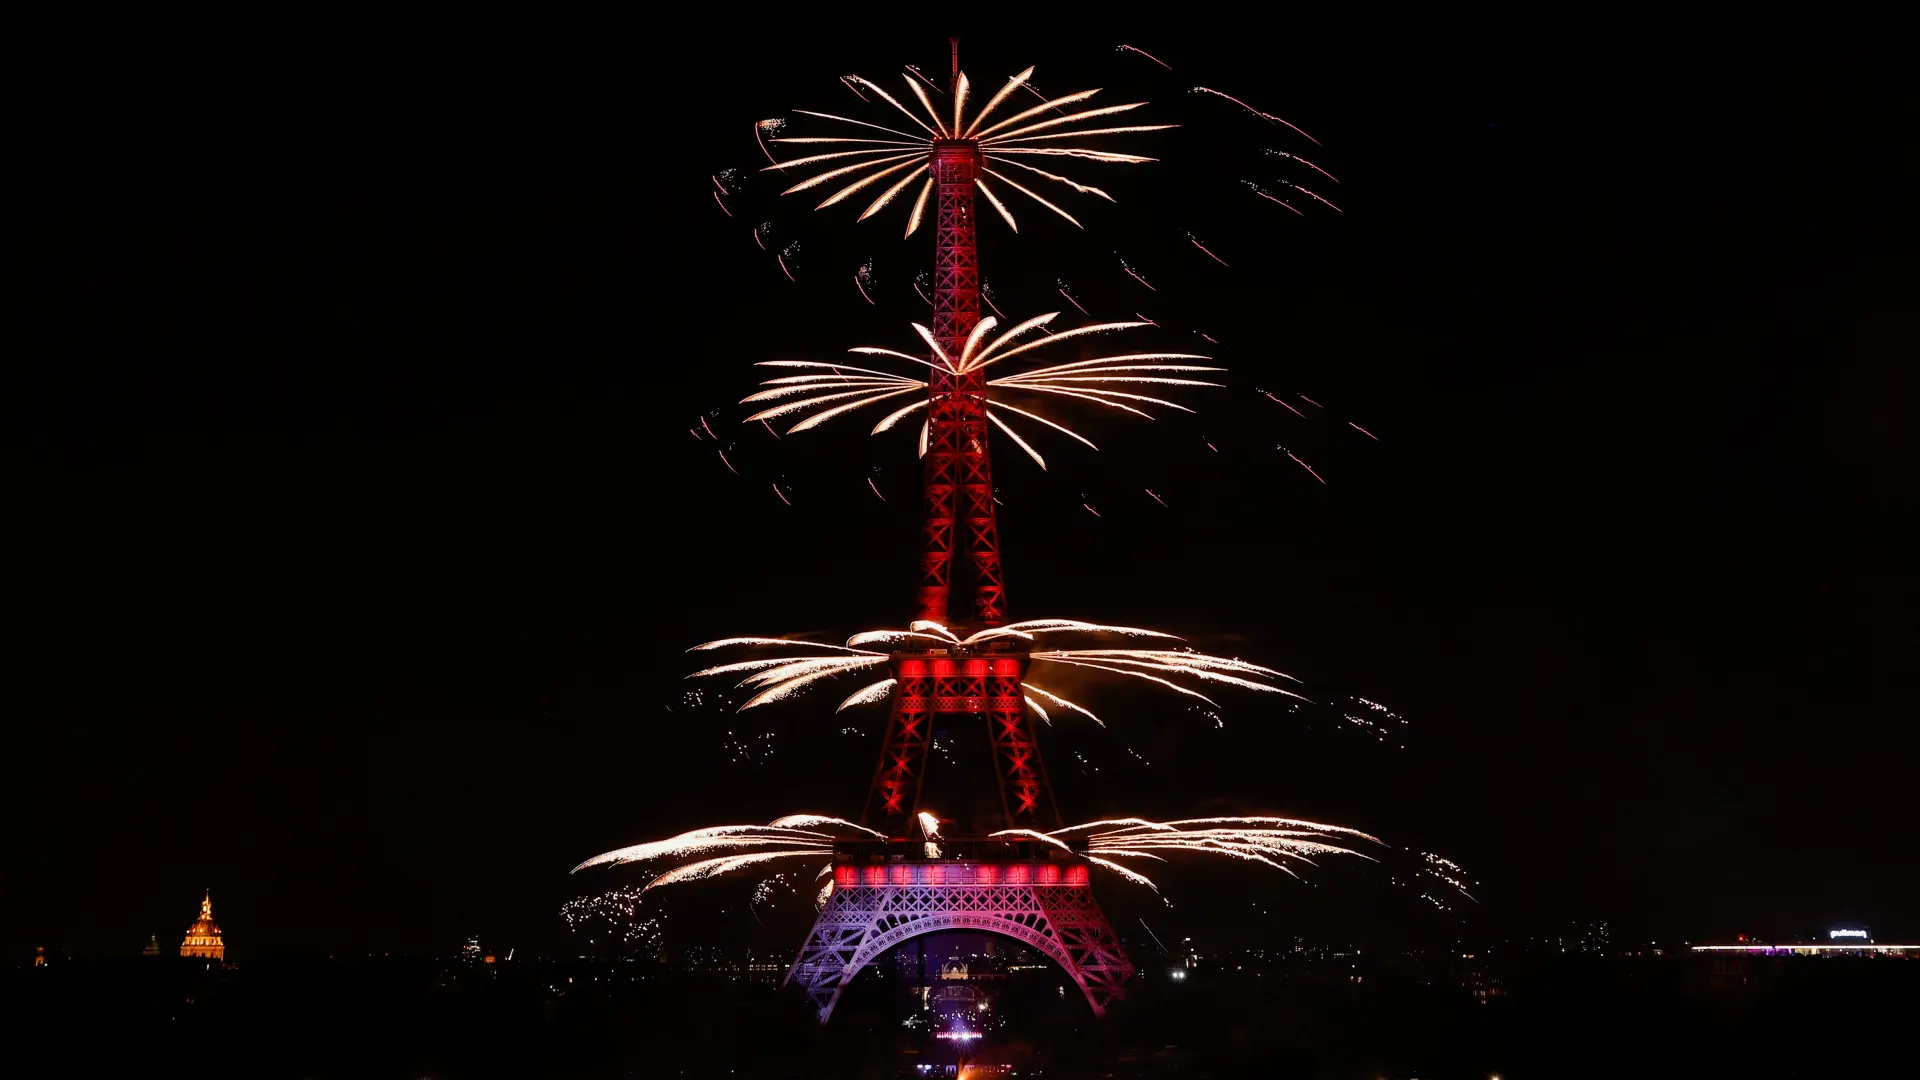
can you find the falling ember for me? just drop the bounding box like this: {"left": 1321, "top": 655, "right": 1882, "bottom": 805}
{"left": 712, "top": 191, "right": 732, "bottom": 217}
{"left": 1282, "top": 449, "right": 1327, "bottom": 484}
{"left": 854, "top": 274, "right": 875, "bottom": 304}
{"left": 1264, "top": 149, "right": 1341, "bottom": 184}
{"left": 1057, "top": 280, "right": 1090, "bottom": 315}
{"left": 1145, "top": 489, "right": 1168, "bottom": 507}
{"left": 688, "top": 429, "right": 701, "bottom": 442}
{"left": 1116, "top": 44, "right": 1172, "bottom": 70}
{"left": 982, "top": 282, "right": 1007, "bottom": 320}
{"left": 1134, "top": 312, "right": 1157, "bottom": 326}
{"left": 1205, "top": 440, "right": 1219, "bottom": 452}
{"left": 718, "top": 450, "right": 739, "bottom": 475}
{"left": 754, "top": 118, "right": 786, "bottom": 164}
{"left": 1349, "top": 421, "right": 1378, "bottom": 441}
{"left": 773, "top": 483, "right": 792, "bottom": 505}
{"left": 1286, "top": 182, "right": 1344, "bottom": 213}
{"left": 904, "top": 64, "right": 941, "bottom": 92}
{"left": 839, "top": 75, "right": 869, "bottom": 102}
{"left": 867, "top": 477, "right": 887, "bottom": 502}
{"left": 1200, "top": 333, "right": 1218, "bottom": 344}
{"left": 1118, "top": 255, "right": 1156, "bottom": 291}
{"left": 761, "top": 419, "right": 782, "bottom": 440}
{"left": 1244, "top": 181, "right": 1303, "bottom": 215}
{"left": 1263, "top": 390, "right": 1307, "bottom": 418}
{"left": 1191, "top": 86, "right": 1320, "bottom": 145}
{"left": 700, "top": 417, "right": 718, "bottom": 440}
{"left": 1299, "top": 394, "right": 1322, "bottom": 408}
{"left": 1084, "top": 502, "right": 1102, "bottom": 518}
{"left": 1186, "top": 232, "right": 1230, "bottom": 266}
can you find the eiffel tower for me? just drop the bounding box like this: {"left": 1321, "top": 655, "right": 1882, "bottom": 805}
{"left": 783, "top": 41, "right": 1134, "bottom": 1023}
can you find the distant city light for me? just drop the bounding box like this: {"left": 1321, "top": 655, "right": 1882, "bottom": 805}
{"left": 1692, "top": 943, "right": 1914, "bottom": 954}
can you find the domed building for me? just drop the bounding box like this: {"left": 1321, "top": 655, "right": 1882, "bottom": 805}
{"left": 180, "top": 890, "right": 225, "bottom": 960}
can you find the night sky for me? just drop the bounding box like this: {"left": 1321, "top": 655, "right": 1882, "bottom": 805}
{"left": 11, "top": 9, "right": 1915, "bottom": 959}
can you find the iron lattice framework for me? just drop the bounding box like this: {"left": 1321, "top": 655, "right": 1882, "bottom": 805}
{"left": 867, "top": 131, "right": 1043, "bottom": 840}
{"left": 788, "top": 47, "right": 1134, "bottom": 1023}
{"left": 918, "top": 139, "right": 996, "bottom": 627}
{"left": 790, "top": 858, "right": 1133, "bottom": 1022}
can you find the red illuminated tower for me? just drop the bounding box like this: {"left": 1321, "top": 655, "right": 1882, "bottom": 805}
{"left": 787, "top": 42, "right": 1133, "bottom": 1022}
{"left": 869, "top": 48, "right": 1040, "bottom": 843}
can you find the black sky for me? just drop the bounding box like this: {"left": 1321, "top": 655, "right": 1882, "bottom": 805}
{"left": 9, "top": 7, "right": 1916, "bottom": 959}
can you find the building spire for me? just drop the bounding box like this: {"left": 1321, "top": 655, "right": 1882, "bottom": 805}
{"left": 950, "top": 37, "right": 960, "bottom": 95}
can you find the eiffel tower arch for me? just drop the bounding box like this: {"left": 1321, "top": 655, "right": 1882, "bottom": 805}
{"left": 787, "top": 852, "right": 1134, "bottom": 1023}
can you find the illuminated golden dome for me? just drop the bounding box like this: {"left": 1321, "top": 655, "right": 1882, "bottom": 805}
{"left": 180, "top": 890, "right": 225, "bottom": 960}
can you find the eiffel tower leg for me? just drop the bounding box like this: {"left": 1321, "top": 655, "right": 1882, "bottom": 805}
{"left": 989, "top": 668, "right": 1059, "bottom": 829}
{"left": 784, "top": 873, "right": 1136, "bottom": 1023}
{"left": 862, "top": 658, "right": 934, "bottom": 837}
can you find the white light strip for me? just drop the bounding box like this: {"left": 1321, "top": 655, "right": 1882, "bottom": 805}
{"left": 1690, "top": 944, "right": 1914, "bottom": 952}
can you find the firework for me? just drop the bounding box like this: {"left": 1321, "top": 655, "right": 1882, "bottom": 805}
{"left": 573, "top": 815, "right": 881, "bottom": 882}
{"left": 1283, "top": 180, "right": 1343, "bottom": 213}
{"left": 1186, "top": 231, "right": 1230, "bottom": 266}
{"left": 1262, "top": 389, "right": 1308, "bottom": 418}
{"left": 854, "top": 259, "right": 876, "bottom": 304}
{"left": 1117, "top": 253, "right": 1156, "bottom": 291}
{"left": 754, "top": 118, "right": 787, "bottom": 164}
{"left": 761, "top": 65, "right": 1173, "bottom": 237}
{"left": 1263, "top": 149, "right": 1340, "bottom": 184}
{"left": 1115, "top": 44, "right": 1172, "bottom": 71}
{"left": 981, "top": 279, "right": 1007, "bottom": 320}
{"left": 1281, "top": 447, "right": 1327, "bottom": 484}
{"left": 1244, "top": 180, "right": 1303, "bottom": 216}
{"left": 1056, "top": 279, "right": 1091, "bottom": 315}
{"left": 573, "top": 813, "right": 1378, "bottom": 897}
{"left": 560, "top": 886, "right": 664, "bottom": 948}
{"left": 1340, "top": 696, "right": 1409, "bottom": 746}
{"left": 1191, "top": 86, "right": 1319, "bottom": 145}
{"left": 687, "top": 619, "right": 1309, "bottom": 720}
{"left": 740, "top": 314, "right": 1223, "bottom": 470}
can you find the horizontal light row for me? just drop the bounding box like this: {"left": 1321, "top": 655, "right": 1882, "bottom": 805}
{"left": 833, "top": 862, "right": 1090, "bottom": 888}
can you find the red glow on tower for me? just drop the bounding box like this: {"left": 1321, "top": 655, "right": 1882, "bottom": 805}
{"left": 861, "top": 130, "right": 1058, "bottom": 841}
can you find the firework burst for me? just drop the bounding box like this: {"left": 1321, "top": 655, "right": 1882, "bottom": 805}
{"left": 574, "top": 813, "right": 1378, "bottom": 896}
{"left": 740, "top": 313, "right": 1223, "bottom": 469}
{"left": 686, "top": 619, "right": 1307, "bottom": 720}
{"left": 761, "top": 65, "right": 1173, "bottom": 237}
